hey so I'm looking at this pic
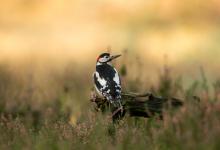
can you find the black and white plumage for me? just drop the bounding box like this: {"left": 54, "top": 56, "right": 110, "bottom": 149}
{"left": 93, "top": 53, "right": 122, "bottom": 107}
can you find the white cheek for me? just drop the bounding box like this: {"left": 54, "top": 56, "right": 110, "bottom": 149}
{"left": 99, "top": 57, "right": 108, "bottom": 63}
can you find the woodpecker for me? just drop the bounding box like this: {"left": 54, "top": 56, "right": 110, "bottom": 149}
{"left": 93, "top": 53, "right": 122, "bottom": 108}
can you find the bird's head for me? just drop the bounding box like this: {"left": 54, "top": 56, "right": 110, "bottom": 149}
{"left": 96, "top": 53, "right": 121, "bottom": 64}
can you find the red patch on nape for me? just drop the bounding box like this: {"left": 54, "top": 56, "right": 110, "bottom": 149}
{"left": 96, "top": 56, "right": 100, "bottom": 62}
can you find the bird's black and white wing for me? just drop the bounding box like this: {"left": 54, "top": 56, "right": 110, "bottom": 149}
{"left": 93, "top": 71, "right": 107, "bottom": 97}
{"left": 93, "top": 64, "right": 121, "bottom": 102}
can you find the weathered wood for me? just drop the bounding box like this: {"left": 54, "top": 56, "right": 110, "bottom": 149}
{"left": 90, "top": 92, "right": 184, "bottom": 121}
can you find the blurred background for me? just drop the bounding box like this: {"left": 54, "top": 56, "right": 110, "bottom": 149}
{"left": 0, "top": 0, "right": 220, "bottom": 124}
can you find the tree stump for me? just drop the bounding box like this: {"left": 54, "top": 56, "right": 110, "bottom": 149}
{"left": 90, "top": 92, "right": 184, "bottom": 122}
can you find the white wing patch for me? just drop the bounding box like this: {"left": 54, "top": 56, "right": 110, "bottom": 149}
{"left": 113, "top": 68, "right": 120, "bottom": 85}
{"left": 94, "top": 72, "right": 108, "bottom": 97}
{"left": 95, "top": 72, "right": 107, "bottom": 87}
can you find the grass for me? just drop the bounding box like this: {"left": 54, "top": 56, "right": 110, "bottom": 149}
{"left": 0, "top": 54, "right": 220, "bottom": 150}
{"left": 1, "top": 101, "right": 220, "bottom": 150}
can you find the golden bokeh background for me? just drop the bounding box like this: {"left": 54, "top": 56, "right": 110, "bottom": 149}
{"left": 0, "top": 0, "right": 220, "bottom": 79}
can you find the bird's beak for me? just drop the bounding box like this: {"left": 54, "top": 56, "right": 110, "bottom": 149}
{"left": 110, "top": 54, "right": 121, "bottom": 61}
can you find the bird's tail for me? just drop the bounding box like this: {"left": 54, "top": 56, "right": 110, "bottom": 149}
{"left": 110, "top": 99, "right": 123, "bottom": 115}
{"left": 110, "top": 99, "right": 124, "bottom": 123}
{"left": 110, "top": 99, "right": 122, "bottom": 108}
